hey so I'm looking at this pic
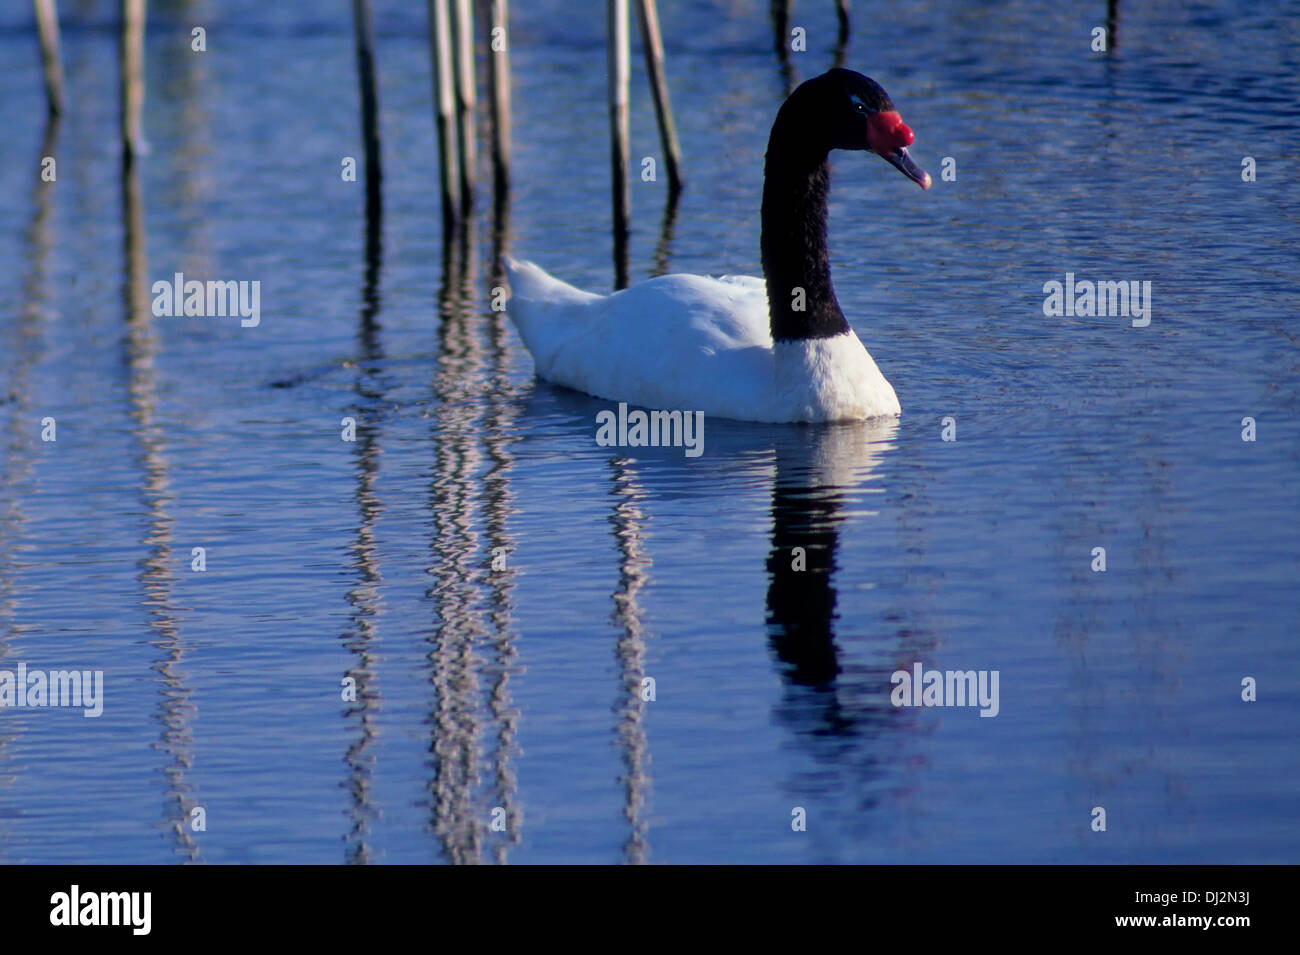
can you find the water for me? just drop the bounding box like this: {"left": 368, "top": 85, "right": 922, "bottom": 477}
{"left": 0, "top": 0, "right": 1297, "bottom": 863}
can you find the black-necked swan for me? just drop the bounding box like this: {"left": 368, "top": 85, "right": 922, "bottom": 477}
{"left": 504, "top": 68, "right": 930, "bottom": 423}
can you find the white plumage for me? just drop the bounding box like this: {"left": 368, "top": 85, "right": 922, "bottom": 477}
{"left": 503, "top": 256, "right": 900, "bottom": 424}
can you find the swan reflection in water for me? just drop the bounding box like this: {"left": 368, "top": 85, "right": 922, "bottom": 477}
{"left": 529, "top": 386, "right": 915, "bottom": 855}
{"left": 761, "top": 418, "right": 916, "bottom": 762}
{"left": 766, "top": 419, "right": 894, "bottom": 687}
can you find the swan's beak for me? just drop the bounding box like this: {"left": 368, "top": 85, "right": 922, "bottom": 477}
{"left": 886, "top": 146, "right": 932, "bottom": 191}
{"left": 866, "top": 110, "right": 931, "bottom": 190}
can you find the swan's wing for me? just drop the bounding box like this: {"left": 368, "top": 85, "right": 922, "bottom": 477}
{"left": 505, "top": 262, "right": 777, "bottom": 418}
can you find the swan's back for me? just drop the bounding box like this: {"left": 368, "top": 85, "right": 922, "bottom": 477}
{"left": 505, "top": 257, "right": 778, "bottom": 419}
{"left": 503, "top": 257, "right": 899, "bottom": 423}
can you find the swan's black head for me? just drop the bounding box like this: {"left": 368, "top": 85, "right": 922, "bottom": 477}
{"left": 785, "top": 68, "right": 931, "bottom": 190}
{"left": 761, "top": 69, "right": 930, "bottom": 342}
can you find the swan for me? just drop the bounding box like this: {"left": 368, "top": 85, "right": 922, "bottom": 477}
{"left": 504, "top": 68, "right": 930, "bottom": 423}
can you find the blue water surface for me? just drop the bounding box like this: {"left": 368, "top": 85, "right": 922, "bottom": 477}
{"left": 0, "top": 0, "right": 1296, "bottom": 863}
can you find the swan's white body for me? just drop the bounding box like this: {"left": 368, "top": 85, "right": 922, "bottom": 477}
{"left": 503, "top": 257, "right": 900, "bottom": 423}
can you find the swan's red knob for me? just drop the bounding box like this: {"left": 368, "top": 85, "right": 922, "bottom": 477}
{"left": 868, "top": 110, "right": 915, "bottom": 153}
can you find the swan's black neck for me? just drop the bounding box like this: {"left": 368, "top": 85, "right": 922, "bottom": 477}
{"left": 761, "top": 116, "right": 850, "bottom": 343}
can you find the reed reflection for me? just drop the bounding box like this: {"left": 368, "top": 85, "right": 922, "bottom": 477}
{"left": 425, "top": 222, "right": 485, "bottom": 864}
{"left": 607, "top": 457, "right": 652, "bottom": 864}
{"left": 121, "top": 151, "right": 199, "bottom": 862}
{"left": 482, "top": 184, "right": 523, "bottom": 865}
{"left": 420, "top": 160, "right": 525, "bottom": 862}
{"left": 340, "top": 145, "right": 386, "bottom": 865}
{"left": 649, "top": 185, "right": 681, "bottom": 279}
{"left": 0, "top": 118, "right": 62, "bottom": 859}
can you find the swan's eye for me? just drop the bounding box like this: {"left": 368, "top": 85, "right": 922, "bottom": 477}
{"left": 849, "top": 95, "right": 870, "bottom": 114}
